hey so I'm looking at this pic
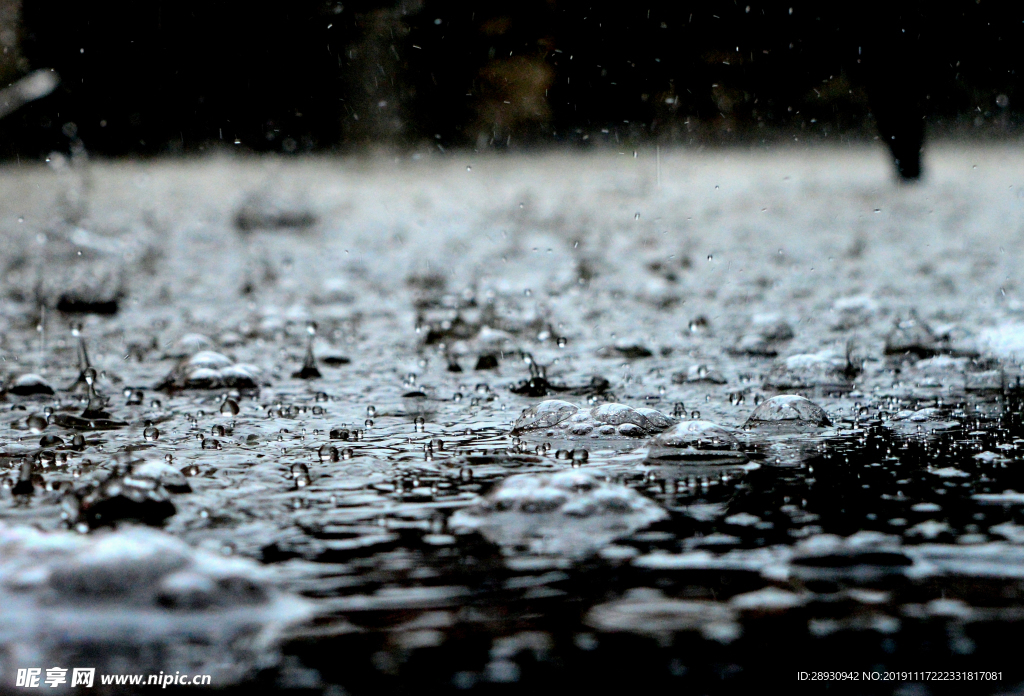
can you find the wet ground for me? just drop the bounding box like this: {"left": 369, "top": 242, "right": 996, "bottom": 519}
{"left": 2, "top": 144, "right": 1024, "bottom": 693}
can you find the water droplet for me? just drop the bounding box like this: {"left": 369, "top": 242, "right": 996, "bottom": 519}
{"left": 39, "top": 434, "right": 63, "bottom": 447}
{"left": 291, "top": 463, "right": 311, "bottom": 487}
{"left": 366, "top": 405, "right": 377, "bottom": 418}
{"left": 220, "top": 398, "right": 240, "bottom": 416}
{"left": 318, "top": 444, "right": 340, "bottom": 462}
{"left": 26, "top": 414, "right": 47, "bottom": 433}
{"left": 144, "top": 426, "right": 160, "bottom": 441}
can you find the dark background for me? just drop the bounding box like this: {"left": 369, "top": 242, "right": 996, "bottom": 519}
{"left": 0, "top": 0, "right": 1021, "bottom": 159}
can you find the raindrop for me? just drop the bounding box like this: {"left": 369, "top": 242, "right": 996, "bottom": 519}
{"left": 293, "top": 321, "right": 322, "bottom": 379}
{"left": 291, "top": 463, "right": 311, "bottom": 487}
{"left": 318, "top": 444, "right": 340, "bottom": 462}
{"left": 220, "top": 398, "right": 240, "bottom": 416}
{"left": 144, "top": 426, "right": 160, "bottom": 441}
{"left": 366, "top": 405, "right": 377, "bottom": 418}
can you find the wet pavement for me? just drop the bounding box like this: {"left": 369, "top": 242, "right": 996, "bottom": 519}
{"left": 2, "top": 144, "right": 1024, "bottom": 693}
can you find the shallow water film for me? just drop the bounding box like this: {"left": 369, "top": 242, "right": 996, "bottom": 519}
{"left": 3, "top": 147, "right": 1024, "bottom": 693}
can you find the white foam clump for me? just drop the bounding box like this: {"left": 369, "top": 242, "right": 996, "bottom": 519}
{"left": 0, "top": 524, "right": 311, "bottom": 684}
{"left": 449, "top": 471, "right": 667, "bottom": 557}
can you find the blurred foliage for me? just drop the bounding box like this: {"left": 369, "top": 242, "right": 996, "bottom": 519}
{"left": 0, "top": 0, "right": 1020, "bottom": 157}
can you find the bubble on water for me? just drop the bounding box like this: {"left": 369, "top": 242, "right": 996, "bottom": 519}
{"left": 646, "top": 420, "right": 748, "bottom": 465}
{"left": 514, "top": 401, "right": 673, "bottom": 439}
{"left": 744, "top": 395, "right": 830, "bottom": 428}
{"left": 449, "top": 470, "right": 668, "bottom": 557}
{"left": 132, "top": 459, "right": 191, "bottom": 493}
{"left": 26, "top": 413, "right": 48, "bottom": 433}
{"left": 156, "top": 351, "right": 261, "bottom": 391}
{"left": 143, "top": 426, "right": 160, "bottom": 441}
{"left": 218, "top": 398, "right": 241, "bottom": 416}
{"left": 318, "top": 444, "right": 340, "bottom": 462}
{"left": 341, "top": 448, "right": 354, "bottom": 460}
{"left": 511, "top": 400, "right": 578, "bottom": 433}
{"left": 69, "top": 465, "right": 177, "bottom": 529}
{"left": 366, "top": 405, "right": 377, "bottom": 418}
{"left": 8, "top": 374, "right": 55, "bottom": 397}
